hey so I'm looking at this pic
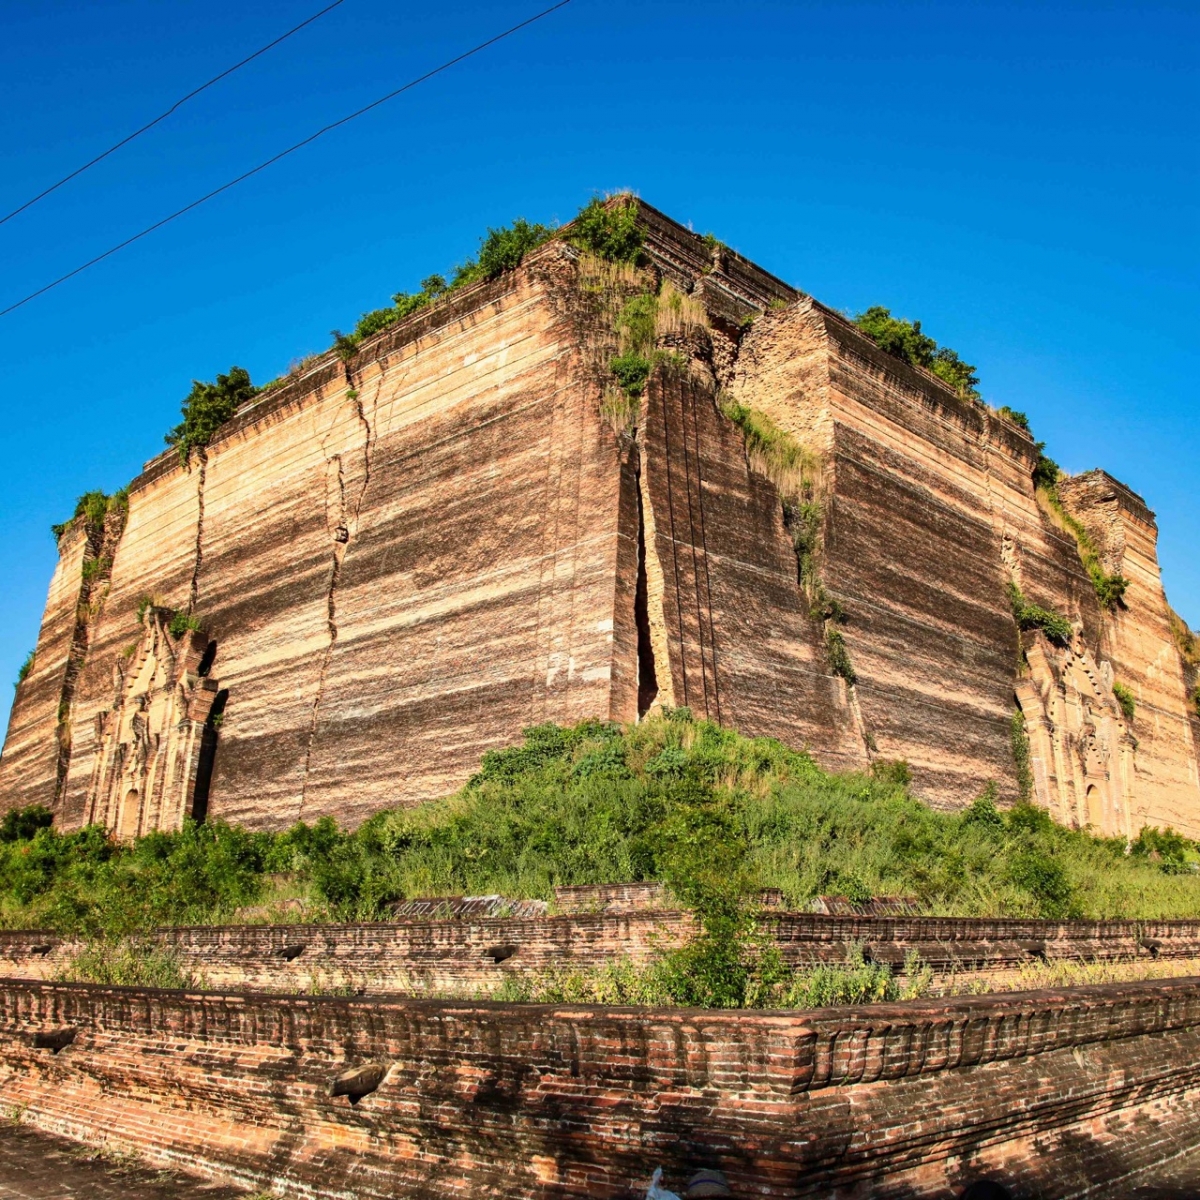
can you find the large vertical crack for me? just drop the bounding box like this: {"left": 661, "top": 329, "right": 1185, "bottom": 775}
{"left": 633, "top": 450, "right": 659, "bottom": 717}
{"left": 53, "top": 508, "right": 127, "bottom": 807}
{"left": 298, "top": 364, "right": 378, "bottom": 814}
{"left": 188, "top": 451, "right": 207, "bottom": 615}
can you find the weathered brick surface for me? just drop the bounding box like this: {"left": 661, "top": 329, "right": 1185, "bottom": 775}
{"left": 4, "top": 913, "right": 1200, "bottom": 994}
{"left": 3, "top": 200, "right": 1196, "bottom": 837}
{"left": 3, "top": 977, "right": 1200, "bottom": 1197}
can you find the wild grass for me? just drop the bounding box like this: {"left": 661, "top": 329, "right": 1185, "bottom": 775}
{"left": 53, "top": 937, "right": 201, "bottom": 989}
{"left": 7, "top": 716, "right": 1200, "bottom": 947}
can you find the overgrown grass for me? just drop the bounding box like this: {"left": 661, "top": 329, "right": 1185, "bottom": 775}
{"left": 54, "top": 937, "right": 200, "bottom": 989}
{"left": 1112, "top": 681, "right": 1136, "bottom": 722}
{"left": 6, "top": 716, "right": 1200, "bottom": 950}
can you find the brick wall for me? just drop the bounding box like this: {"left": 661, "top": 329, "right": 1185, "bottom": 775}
{"left": 3, "top": 977, "right": 1200, "bottom": 1197}
{"left": 5, "top": 912, "right": 1199, "bottom": 993}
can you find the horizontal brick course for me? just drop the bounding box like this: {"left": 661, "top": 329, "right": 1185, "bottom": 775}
{"left": 3, "top": 977, "right": 1200, "bottom": 1197}
{"left": 4, "top": 912, "right": 1198, "bottom": 993}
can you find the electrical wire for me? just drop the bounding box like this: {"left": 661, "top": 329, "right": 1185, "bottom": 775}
{"left": 0, "top": 0, "right": 572, "bottom": 319}
{"left": 0, "top": 0, "right": 349, "bottom": 228}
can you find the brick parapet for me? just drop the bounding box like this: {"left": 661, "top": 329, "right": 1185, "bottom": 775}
{"left": 3, "top": 912, "right": 1199, "bottom": 993}
{"left": 3, "top": 977, "right": 1200, "bottom": 1197}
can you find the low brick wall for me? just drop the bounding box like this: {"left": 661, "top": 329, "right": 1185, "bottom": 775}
{"left": 4, "top": 913, "right": 1199, "bottom": 994}
{"left": 2, "top": 977, "right": 1200, "bottom": 1198}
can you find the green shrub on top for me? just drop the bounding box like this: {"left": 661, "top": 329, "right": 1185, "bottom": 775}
{"left": 569, "top": 194, "right": 644, "bottom": 265}
{"left": 165, "top": 367, "right": 258, "bottom": 464}
{"left": 854, "top": 306, "right": 980, "bottom": 399}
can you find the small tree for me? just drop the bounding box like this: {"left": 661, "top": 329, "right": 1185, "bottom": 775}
{"left": 165, "top": 367, "right": 258, "bottom": 464}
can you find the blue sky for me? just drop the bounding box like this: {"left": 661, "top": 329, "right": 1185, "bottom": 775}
{"left": 1, "top": 0, "right": 1196, "bottom": 736}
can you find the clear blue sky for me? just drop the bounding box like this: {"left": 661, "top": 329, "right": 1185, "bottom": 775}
{"left": 1, "top": 0, "right": 1196, "bottom": 737}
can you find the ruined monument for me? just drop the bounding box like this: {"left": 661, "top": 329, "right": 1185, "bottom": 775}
{"left": 3, "top": 199, "right": 1198, "bottom": 838}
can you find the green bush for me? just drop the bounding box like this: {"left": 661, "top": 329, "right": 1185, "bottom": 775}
{"left": 1112, "top": 681, "right": 1136, "bottom": 721}
{"left": 569, "top": 195, "right": 644, "bottom": 264}
{"left": 0, "top": 805, "right": 53, "bottom": 843}
{"left": 6, "top": 719, "right": 1200, "bottom": 945}
{"left": 167, "top": 610, "right": 202, "bottom": 638}
{"left": 1131, "top": 826, "right": 1194, "bottom": 874}
{"left": 452, "top": 218, "right": 554, "bottom": 288}
{"left": 1007, "top": 582, "right": 1073, "bottom": 645}
{"left": 165, "top": 367, "right": 258, "bottom": 464}
{"left": 825, "top": 627, "right": 857, "bottom": 683}
{"left": 1010, "top": 710, "right": 1034, "bottom": 802}
{"left": 334, "top": 218, "right": 554, "bottom": 359}
{"left": 51, "top": 488, "right": 127, "bottom": 541}
{"left": 854, "top": 306, "right": 980, "bottom": 398}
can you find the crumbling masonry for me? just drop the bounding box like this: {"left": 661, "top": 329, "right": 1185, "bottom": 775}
{"left": 3, "top": 201, "right": 1198, "bottom": 837}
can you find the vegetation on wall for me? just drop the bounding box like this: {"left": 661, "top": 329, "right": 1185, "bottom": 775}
{"left": 14, "top": 650, "right": 35, "bottom": 691}
{"left": 1007, "top": 581, "right": 1073, "bottom": 646}
{"left": 6, "top": 716, "right": 1200, "bottom": 966}
{"left": 1010, "top": 710, "right": 1034, "bottom": 802}
{"left": 334, "top": 218, "right": 556, "bottom": 358}
{"left": 853, "top": 306, "right": 980, "bottom": 399}
{"left": 997, "top": 409, "right": 1129, "bottom": 611}
{"left": 717, "top": 398, "right": 856, "bottom": 683}
{"left": 1112, "top": 681, "right": 1136, "bottom": 722}
{"left": 1036, "top": 476, "right": 1130, "bottom": 610}
{"left": 568, "top": 194, "right": 645, "bottom": 265}
{"left": 165, "top": 367, "right": 259, "bottom": 464}
{"left": 51, "top": 488, "right": 128, "bottom": 541}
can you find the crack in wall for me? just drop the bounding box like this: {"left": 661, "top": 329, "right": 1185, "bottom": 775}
{"left": 188, "top": 451, "right": 207, "bottom": 615}
{"left": 53, "top": 509, "right": 127, "bottom": 808}
{"left": 298, "top": 366, "right": 378, "bottom": 816}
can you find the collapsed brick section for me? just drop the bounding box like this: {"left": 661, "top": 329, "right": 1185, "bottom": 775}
{"left": 3, "top": 976, "right": 1200, "bottom": 1198}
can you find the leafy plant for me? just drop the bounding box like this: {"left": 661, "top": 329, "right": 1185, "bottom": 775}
{"left": 15, "top": 650, "right": 35, "bottom": 690}
{"left": 0, "top": 805, "right": 52, "bottom": 843}
{"left": 1011, "top": 709, "right": 1034, "bottom": 802}
{"left": 452, "top": 218, "right": 554, "bottom": 288}
{"left": 51, "top": 488, "right": 126, "bottom": 540}
{"left": 871, "top": 759, "right": 912, "bottom": 787}
{"left": 569, "top": 195, "right": 644, "bottom": 264}
{"left": 854, "top": 306, "right": 980, "bottom": 398}
{"left": 1112, "top": 681, "right": 1136, "bottom": 722}
{"left": 997, "top": 406, "right": 1031, "bottom": 432}
{"left": 1007, "top": 581, "right": 1073, "bottom": 645}
{"left": 167, "top": 611, "right": 202, "bottom": 638}
{"left": 825, "top": 627, "right": 857, "bottom": 683}
{"left": 165, "top": 367, "right": 258, "bottom": 464}
{"left": 1018, "top": 418, "right": 1129, "bottom": 612}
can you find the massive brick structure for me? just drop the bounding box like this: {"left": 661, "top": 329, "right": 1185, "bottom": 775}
{"left": 3, "top": 200, "right": 1197, "bottom": 837}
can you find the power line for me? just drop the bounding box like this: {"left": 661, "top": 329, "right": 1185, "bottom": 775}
{"left": 0, "top": 0, "right": 349, "bottom": 229}
{"left": 0, "top": 1, "right": 572, "bottom": 319}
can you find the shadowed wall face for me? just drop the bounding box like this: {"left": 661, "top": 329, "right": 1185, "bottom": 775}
{"left": 2, "top": 203, "right": 1197, "bottom": 836}
{"left": 4, "top": 977, "right": 1200, "bottom": 1198}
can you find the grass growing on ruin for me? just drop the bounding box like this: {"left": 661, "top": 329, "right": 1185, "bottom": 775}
{"left": 5, "top": 715, "right": 1200, "bottom": 950}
